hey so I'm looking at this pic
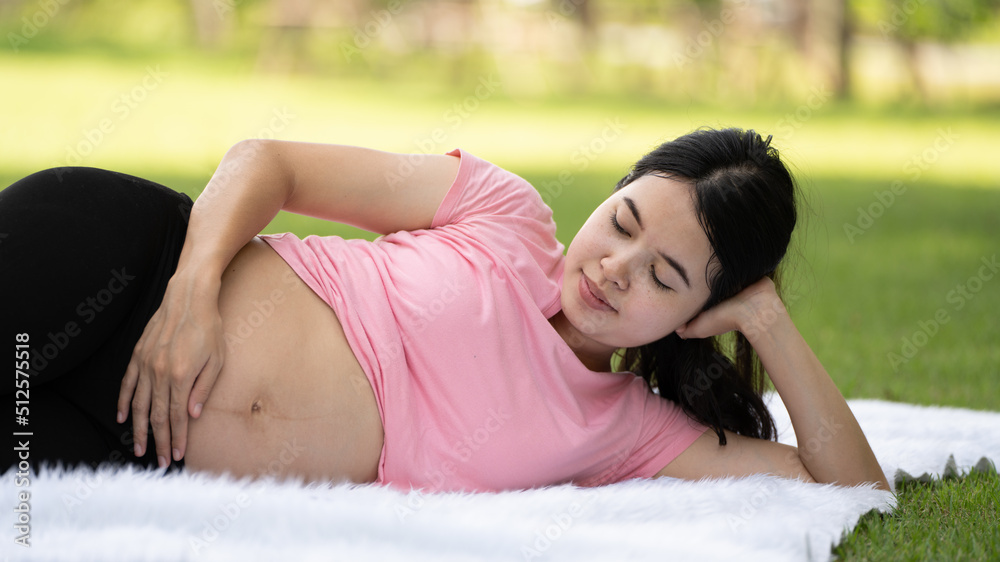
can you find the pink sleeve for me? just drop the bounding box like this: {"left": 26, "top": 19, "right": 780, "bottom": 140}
{"left": 433, "top": 149, "right": 554, "bottom": 229}
{"left": 626, "top": 395, "right": 709, "bottom": 480}
{"left": 582, "top": 392, "right": 709, "bottom": 486}
{"left": 624, "top": 408, "right": 709, "bottom": 480}
{"left": 431, "top": 149, "right": 565, "bottom": 316}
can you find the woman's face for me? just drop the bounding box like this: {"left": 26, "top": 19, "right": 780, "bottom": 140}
{"left": 561, "top": 174, "right": 715, "bottom": 349}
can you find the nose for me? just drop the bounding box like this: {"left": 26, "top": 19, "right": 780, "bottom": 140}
{"left": 600, "top": 251, "right": 631, "bottom": 290}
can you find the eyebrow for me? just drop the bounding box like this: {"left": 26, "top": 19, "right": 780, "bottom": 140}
{"left": 623, "top": 196, "right": 691, "bottom": 288}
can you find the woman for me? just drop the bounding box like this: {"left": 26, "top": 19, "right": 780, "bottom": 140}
{"left": 3, "top": 128, "right": 889, "bottom": 492}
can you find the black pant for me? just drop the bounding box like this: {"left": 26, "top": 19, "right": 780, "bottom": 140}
{"left": 2, "top": 167, "right": 192, "bottom": 472}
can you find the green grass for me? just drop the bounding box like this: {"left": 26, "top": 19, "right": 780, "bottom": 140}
{"left": 790, "top": 179, "right": 1000, "bottom": 410}
{"left": 1, "top": 48, "right": 999, "bottom": 561}
{"left": 835, "top": 470, "right": 1000, "bottom": 560}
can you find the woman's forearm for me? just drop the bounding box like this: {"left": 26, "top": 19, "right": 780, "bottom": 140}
{"left": 744, "top": 301, "right": 889, "bottom": 489}
{"left": 174, "top": 139, "right": 292, "bottom": 280}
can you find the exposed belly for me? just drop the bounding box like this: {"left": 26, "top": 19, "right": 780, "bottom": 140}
{"left": 184, "top": 238, "right": 383, "bottom": 484}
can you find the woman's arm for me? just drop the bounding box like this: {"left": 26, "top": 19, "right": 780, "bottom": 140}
{"left": 655, "top": 278, "right": 890, "bottom": 490}
{"left": 117, "top": 140, "right": 460, "bottom": 467}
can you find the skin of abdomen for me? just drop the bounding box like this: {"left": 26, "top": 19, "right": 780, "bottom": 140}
{"left": 183, "top": 238, "right": 384, "bottom": 484}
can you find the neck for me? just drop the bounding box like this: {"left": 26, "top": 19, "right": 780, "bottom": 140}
{"left": 548, "top": 310, "right": 616, "bottom": 372}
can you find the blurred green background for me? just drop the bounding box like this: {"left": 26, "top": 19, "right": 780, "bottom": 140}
{"left": 2, "top": 0, "right": 998, "bottom": 410}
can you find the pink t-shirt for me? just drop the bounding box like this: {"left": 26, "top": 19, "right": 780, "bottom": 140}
{"left": 260, "top": 149, "right": 706, "bottom": 492}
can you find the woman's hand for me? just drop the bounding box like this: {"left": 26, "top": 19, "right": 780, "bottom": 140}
{"left": 117, "top": 271, "right": 225, "bottom": 467}
{"left": 675, "top": 277, "right": 786, "bottom": 341}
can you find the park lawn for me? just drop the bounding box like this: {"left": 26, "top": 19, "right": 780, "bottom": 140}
{"left": 834, "top": 470, "right": 1000, "bottom": 560}
{"left": 1, "top": 49, "right": 998, "bottom": 560}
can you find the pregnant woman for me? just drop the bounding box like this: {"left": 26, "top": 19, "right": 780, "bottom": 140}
{"left": 2, "top": 128, "right": 889, "bottom": 492}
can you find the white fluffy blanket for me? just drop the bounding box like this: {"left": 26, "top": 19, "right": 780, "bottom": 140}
{"left": 4, "top": 396, "right": 999, "bottom": 562}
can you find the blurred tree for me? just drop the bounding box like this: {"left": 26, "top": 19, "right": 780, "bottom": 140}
{"left": 836, "top": 0, "right": 853, "bottom": 99}
{"left": 550, "top": 0, "right": 596, "bottom": 43}
{"left": 807, "top": 0, "right": 853, "bottom": 100}
{"left": 872, "top": 0, "right": 1000, "bottom": 102}
{"left": 257, "top": 0, "right": 324, "bottom": 70}
{"left": 189, "top": 0, "right": 229, "bottom": 46}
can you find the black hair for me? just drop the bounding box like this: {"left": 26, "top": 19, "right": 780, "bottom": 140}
{"left": 614, "top": 127, "right": 798, "bottom": 444}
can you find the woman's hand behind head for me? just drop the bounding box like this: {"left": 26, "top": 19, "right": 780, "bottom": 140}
{"left": 675, "top": 277, "right": 784, "bottom": 341}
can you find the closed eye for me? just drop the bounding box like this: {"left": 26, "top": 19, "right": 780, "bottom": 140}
{"left": 613, "top": 210, "right": 671, "bottom": 291}
{"left": 650, "top": 266, "right": 671, "bottom": 291}
{"left": 609, "top": 212, "right": 629, "bottom": 236}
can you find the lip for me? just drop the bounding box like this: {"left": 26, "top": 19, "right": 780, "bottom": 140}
{"left": 579, "top": 272, "right": 615, "bottom": 312}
